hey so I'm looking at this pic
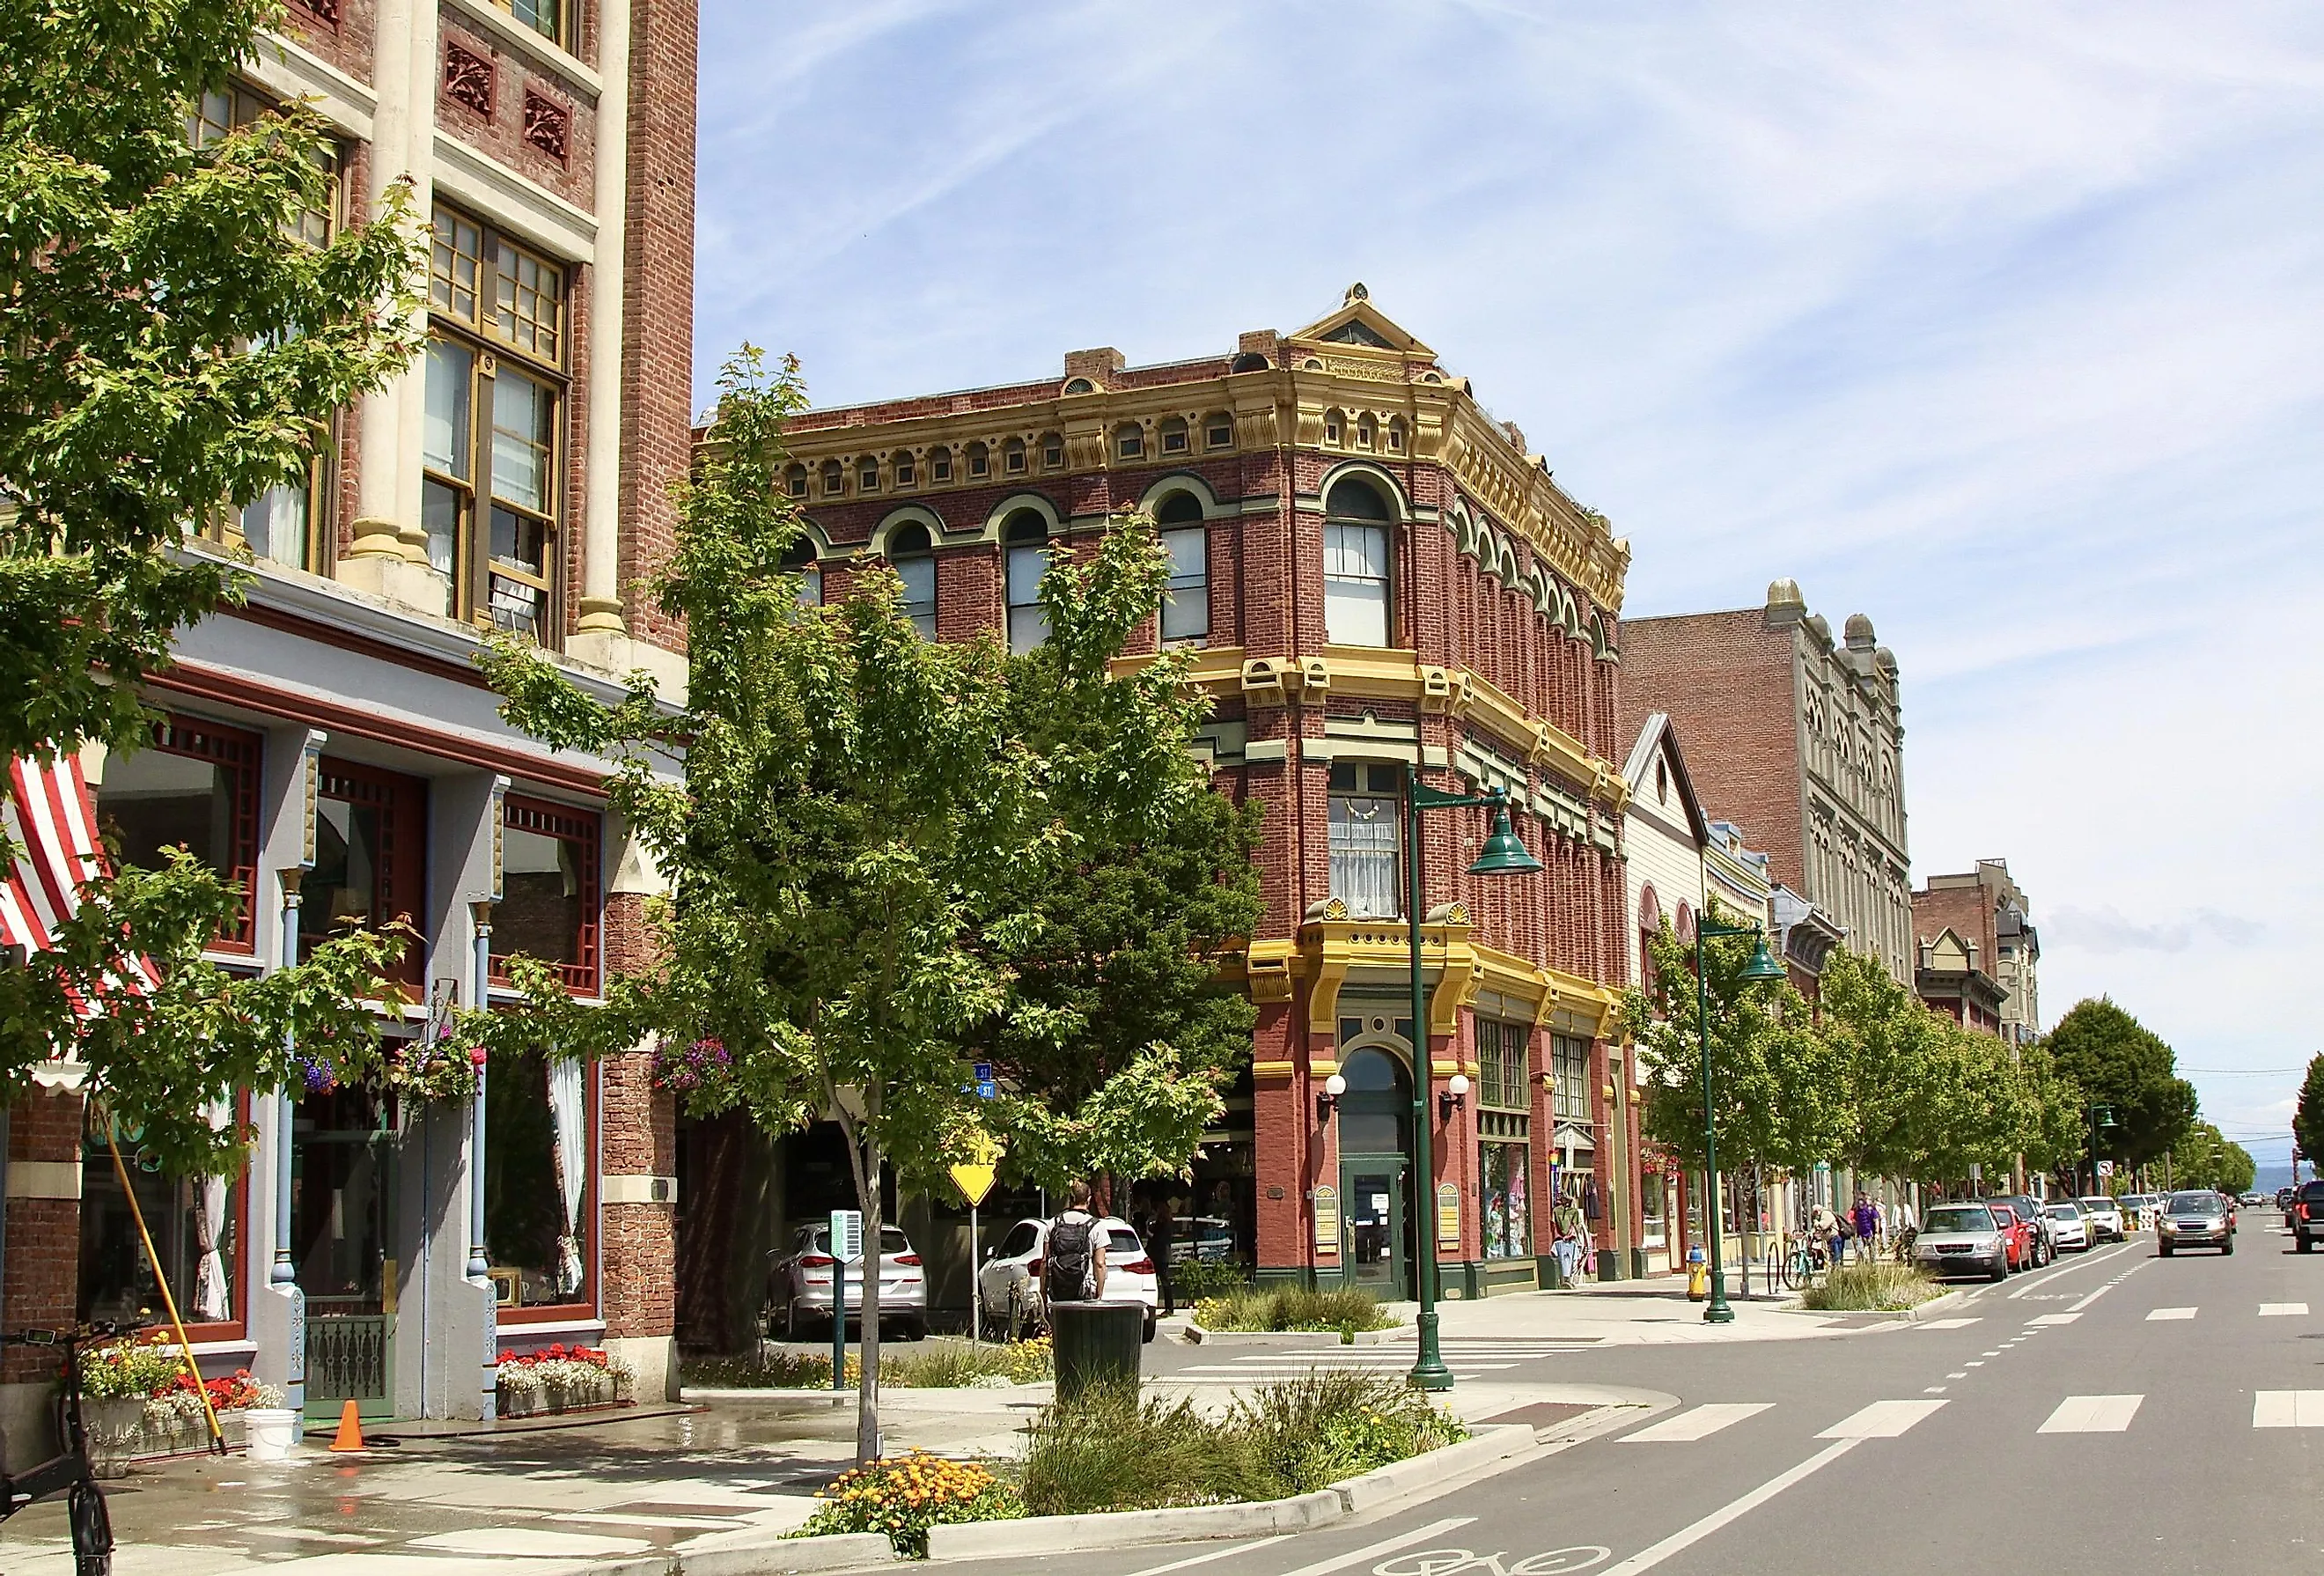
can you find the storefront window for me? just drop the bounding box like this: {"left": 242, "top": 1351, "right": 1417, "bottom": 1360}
{"left": 492, "top": 797, "right": 600, "bottom": 995}
{"left": 95, "top": 716, "right": 262, "bottom": 952}
{"left": 304, "top": 759, "right": 427, "bottom": 986}
{"left": 79, "top": 1109, "right": 240, "bottom": 1329}
{"left": 1477, "top": 1018, "right": 1532, "bottom": 1261}
{"left": 1481, "top": 1142, "right": 1530, "bottom": 1260}
{"left": 485, "top": 1048, "right": 592, "bottom": 1313}
{"left": 292, "top": 1083, "right": 392, "bottom": 1310}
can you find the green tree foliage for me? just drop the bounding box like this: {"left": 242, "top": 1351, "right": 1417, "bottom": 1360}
{"left": 1, "top": 0, "right": 421, "bottom": 759}
{"left": 0, "top": 0, "right": 422, "bottom": 1165}
{"left": 2166, "top": 1120, "right": 2255, "bottom": 1196}
{"left": 2041, "top": 998, "right": 2196, "bottom": 1171}
{"left": 1622, "top": 906, "right": 1839, "bottom": 1177}
{"left": 469, "top": 350, "right": 1259, "bottom": 1462}
{"left": 2293, "top": 1054, "right": 2324, "bottom": 1177}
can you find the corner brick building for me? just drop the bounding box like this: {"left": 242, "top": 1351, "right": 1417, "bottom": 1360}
{"left": 710, "top": 288, "right": 1637, "bottom": 1306}
{"left": 4, "top": 0, "right": 695, "bottom": 1458}
{"left": 1912, "top": 860, "right": 2039, "bottom": 1042}
{"left": 1618, "top": 579, "right": 1913, "bottom": 987}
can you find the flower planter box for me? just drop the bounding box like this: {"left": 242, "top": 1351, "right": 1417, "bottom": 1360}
{"left": 85, "top": 1399, "right": 250, "bottom": 1478}
{"left": 496, "top": 1388, "right": 635, "bottom": 1419}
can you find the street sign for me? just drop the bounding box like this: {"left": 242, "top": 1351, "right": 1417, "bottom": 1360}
{"left": 829, "top": 1208, "right": 863, "bottom": 1262}
{"left": 2098, "top": 1160, "right": 2115, "bottom": 1178}
{"left": 976, "top": 1080, "right": 998, "bottom": 1100}
{"left": 1436, "top": 1182, "right": 1460, "bottom": 1249}
{"left": 949, "top": 1164, "right": 997, "bottom": 1205}
{"left": 973, "top": 1062, "right": 992, "bottom": 1084}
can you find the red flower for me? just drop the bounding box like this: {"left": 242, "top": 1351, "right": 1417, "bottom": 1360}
{"left": 469, "top": 1047, "right": 488, "bottom": 1067}
{"left": 498, "top": 1351, "right": 517, "bottom": 1363}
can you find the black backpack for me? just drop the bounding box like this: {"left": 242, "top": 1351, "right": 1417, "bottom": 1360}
{"left": 1044, "top": 1212, "right": 1097, "bottom": 1305}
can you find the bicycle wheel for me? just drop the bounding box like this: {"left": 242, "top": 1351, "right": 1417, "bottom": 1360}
{"left": 70, "top": 1477, "right": 113, "bottom": 1576}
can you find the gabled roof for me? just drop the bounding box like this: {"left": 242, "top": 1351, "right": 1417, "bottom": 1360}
{"left": 1622, "top": 712, "right": 1710, "bottom": 845}
{"left": 1287, "top": 284, "right": 1438, "bottom": 358}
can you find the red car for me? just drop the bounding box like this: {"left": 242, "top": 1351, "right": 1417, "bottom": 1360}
{"left": 1987, "top": 1202, "right": 2034, "bottom": 1272}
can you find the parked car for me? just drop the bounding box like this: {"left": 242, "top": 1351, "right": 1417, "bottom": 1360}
{"left": 978, "top": 1215, "right": 1158, "bottom": 1342}
{"left": 2243, "top": 1192, "right": 2268, "bottom": 1207}
{"left": 1986, "top": 1201, "right": 2034, "bottom": 1271}
{"left": 766, "top": 1223, "right": 927, "bottom": 1340}
{"left": 2158, "top": 1189, "right": 2232, "bottom": 1256}
{"left": 2076, "top": 1196, "right": 2125, "bottom": 1243}
{"left": 2120, "top": 1193, "right": 2159, "bottom": 1229}
{"left": 2288, "top": 1181, "right": 2324, "bottom": 1254}
{"left": 2044, "top": 1200, "right": 2092, "bottom": 1252}
{"left": 1916, "top": 1203, "right": 2011, "bottom": 1282}
{"left": 2277, "top": 1187, "right": 2298, "bottom": 1213}
{"left": 1979, "top": 1197, "right": 2044, "bottom": 1269}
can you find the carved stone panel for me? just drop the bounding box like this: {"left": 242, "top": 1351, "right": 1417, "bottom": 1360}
{"left": 445, "top": 42, "right": 496, "bottom": 120}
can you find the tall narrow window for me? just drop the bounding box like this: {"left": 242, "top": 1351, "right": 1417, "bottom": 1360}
{"left": 785, "top": 463, "right": 809, "bottom": 499}
{"left": 424, "top": 204, "right": 568, "bottom": 641}
{"left": 857, "top": 455, "right": 879, "bottom": 493}
{"left": 305, "top": 758, "right": 427, "bottom": 989}
{"left": 493, "top": 797, "right": 600, "bottom": 996}
{"left": 1004, "top": 512, "right": 1048, "bottom": 653}
{"left": 1551, "top": 1034, "right": 1590, "bottom": 1123}
{"left": 1476, "top": 1017, "right": 1532, "bottom": 1262}
{"left": 1327, "top": 762, "right": 1401, "bottom": 919}
{"left": 889, "top": 523, "right": 937, "bottom": 637}
{"left": 94, "top": 716, "right": 262, "bottom": 953}
{"left": 780, "top": 537, "right": 820, "bottom": 609}
{"left": 493, "top": 0, "right": 565, "bottom": 47}
{"left": 1155, "top": 493, "right": 1207, "bottom": 644}
{"left": 1323, "top": 478, "right": 1394, "bottom": 646}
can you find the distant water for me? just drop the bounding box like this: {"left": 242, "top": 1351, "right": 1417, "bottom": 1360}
{"left": 2254, "top": 1163, "right": 2298, "bottom": 1195}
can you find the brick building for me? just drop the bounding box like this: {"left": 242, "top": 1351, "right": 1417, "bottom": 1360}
{"left": 3, "top": 0, "right": 697, "bottom": 1458}
{"left": 1912, "top": 860, "right": 2039, "bottom": 1041}
{"left": 700, "top": 287, "right": 1635, "bottom": 1308}
{"left": 1617, "top": 579, "right": 1913, "bottom": 986}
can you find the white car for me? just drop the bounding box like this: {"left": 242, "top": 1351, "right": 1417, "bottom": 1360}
{"left": 978, "top": 1215, "right": 1158, "bottom": 1342}
{"left": 2044, "top": 1201, "right": 2092, "bottom": 1251}
{"left": 2076, "top": 1196, "right": 2125, "bottom": 1242}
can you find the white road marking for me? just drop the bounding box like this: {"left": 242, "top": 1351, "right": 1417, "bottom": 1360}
{"left": 2031, "top": 1313, "right": 2081, "bottom": 1325}
{"left": 1619, "top": 1403, "right": 1774, "bottom": 1443}
{"left": 1981, "top": 1349, "right": 2003, "bottom": 1356}
{"left": 1818, "top": 1399, "right": 1948, "bottom": 1439}
{"left": 1923, "top": 1386, "right": 1947, "bottom": 1395}
{"left": 2146, "top": 1307, "right": 2196, "bottom": 1321}
{"left": 1598, "top": 1438, "right": 1862, "bottom": 1575}
{"left": 2038, "top": 1395, "right": 2144, "bottom": 1433}
{"left": 1121, "top": 1535, "right": 1293, "bottom": 1576}
{"left": 2260, "top": 1303, "right": 2310, "bottom": 1317}
{"left": 2006, "top": 1239, "right": 2130, "bottom": 1298}
{"left": 1269, "top": 1517, "right": 1475, "bottom": 1576}
{"left": 1918, "top": 1317, "right": 1979, "bottom": 1329}
{"left": 1965, "top": 1361, "right": 1985, "bottom": 1366}
{"left": 2254, "top": 1392, "right": 2324, "bottom": 1428}
{"left": 2070, "top": 1264, "right": 2144, "bottom": 1313}
{"left": 1947, "top": 1371, "right": 1968, "bottom": 1379}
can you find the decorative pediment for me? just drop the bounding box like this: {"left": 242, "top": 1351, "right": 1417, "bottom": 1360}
{"left": 1288, "top": 284, "right": 1438, "bottom": 360}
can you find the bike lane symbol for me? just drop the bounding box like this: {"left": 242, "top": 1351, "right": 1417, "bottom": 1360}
{"left": 1372, "top": 1547, "right": 1611, "bottom": 1575}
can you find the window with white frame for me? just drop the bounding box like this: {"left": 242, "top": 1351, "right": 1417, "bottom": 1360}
{"left": 889, "top": 523, "right": 937, "bottom": 637}
{"left": 1323, "top": 478, "right": 1394, "bottom": 646}
{"left": 1551, "top": 1033, "right": 1590, "bottom": 1123}
{"left": 1155, "top": 493, "right": 1207, "bottom": 644}
{"left": 1327, "top": 762, "right": 1401, "bottom": 918}
{"left": 1004, "top": 512, "right": 1048, "bottom": 652}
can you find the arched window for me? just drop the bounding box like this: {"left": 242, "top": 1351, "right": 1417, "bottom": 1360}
{"left": 779, "top": 536, "right": 820, "bottom": 609}
{"left": 1323, "top": 408, "right": 1344, "bottom": 445}
{"left": 784, "top": 463, "right": 809, "bottom": 500}
{"left": 1204, "top": 411, "right": 1234, "bottom": 450}
{"left": 1386, "top": 416, "right": 1407, "bottom": 453}
{"left": 966, "top": 441, "right": 989, "bottom": 479}
{"left": 1004, "top": 511, "right": 1048, "bottom": 652}
{"left": 1322, "top": 477, "right": 1394, "bottom": 646}
{"left": 1041, "top": 431, "right": 1065, "bottom": 469}
{"left": 894, "top": 450, "right": 916, "bottom": 487}
{"left": 1062, "top": 377, "right": 1095, "bottom": 395}
{"left": 1114, "top": 423, "right": 1144, "bottom": 460}
{"left": 930, "top": 446, "right": 953, "bottom": 483}
{"left": 1003, "top": 437, "right": 1027, "bottom": 475}
{"left": 1355, "top": 413, "right": 1376, "bottom": 450}
{"left": 1335, "top": 1044, "right": 1411, "bottom": 1153}
{"left": 820, "top": 459, "right": 843, "bottom": 497}
{"left": 888, "top": 523, "right": 936, "bottom": 637}
{"left": 857, "top": 455, "right": 879, "bottom": 493}
{"left": 1159, "top": 416, "right": 1188, "bottom": 455}
{"left": 1155, "top": 492, "right": 1206, "bottom": 644}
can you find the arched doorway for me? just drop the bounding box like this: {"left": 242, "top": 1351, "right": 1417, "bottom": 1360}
{"left": 1335, "top": 1041, "right": 1414, "bottom": 1300}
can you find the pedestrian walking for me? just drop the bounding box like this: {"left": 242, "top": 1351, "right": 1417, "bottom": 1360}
{"left": 1852, "top": 1195, "right": 1879, "bottom": 1262}
{"left": 1812, "top": 1200, "right": 1844, "bottom": 1270}
{"left": 1552, "top": 1192, "right": 1587, "bottom": 1285}
{"left": 1043, "top": 1180, "right": 1109, "bottom": 1311}
{"left": 1151, "top": 1194, "right": 1178, "bottom": 1317}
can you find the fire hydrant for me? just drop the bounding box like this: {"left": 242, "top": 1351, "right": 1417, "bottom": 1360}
{"left": 1687, "top": 1244, "right": 1709, "bottom": 1301}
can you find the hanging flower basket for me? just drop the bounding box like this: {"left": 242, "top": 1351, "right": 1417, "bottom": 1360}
{"left": 384, "top": 1027, "right": 485, "bottom": 1102}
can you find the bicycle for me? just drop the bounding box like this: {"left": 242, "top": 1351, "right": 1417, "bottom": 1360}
{"left": 1777, "top": 1234, "right": 1828, "bottom": 1292}
{"left": 1890, "top": 1226, "right": 1919, "bottom": 1264}
{"left": 1, "top": 1323, "right": 124, "bottom": 1576}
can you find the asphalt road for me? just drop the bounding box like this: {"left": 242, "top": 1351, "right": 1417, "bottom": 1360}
{"left": 940, "top": 1218, "right": 2324, "bottom": 1576}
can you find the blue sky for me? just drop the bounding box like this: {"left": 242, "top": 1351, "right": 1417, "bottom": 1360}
{"left": 695, "top": 2, "right": 2324, "bottom": 1166}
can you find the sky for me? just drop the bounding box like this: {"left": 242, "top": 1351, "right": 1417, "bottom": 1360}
{"left": 695, "top": 2, "right": 2324, "bottom": 1167}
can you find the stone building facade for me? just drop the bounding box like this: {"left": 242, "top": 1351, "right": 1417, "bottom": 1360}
{"left": 3, "top": 0, "right": 696, "bottom": 1460}
{"left": 750, "top": 288, "right": 1635, "bottom": 1301}
{"left": 1617, "top": 579, "right": 1913, "bottom": 985}
{"left": 1913, "top": 860, "right": 2041, "bottom": 1045}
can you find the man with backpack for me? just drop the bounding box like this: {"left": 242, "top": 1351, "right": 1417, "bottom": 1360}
{"left": 1042, "top": 1181, "right": 1109, "bottom": 1313}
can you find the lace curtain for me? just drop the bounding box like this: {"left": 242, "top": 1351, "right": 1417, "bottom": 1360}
{"left": 547, "top": 1058, "right": 586, "bottom": 1296}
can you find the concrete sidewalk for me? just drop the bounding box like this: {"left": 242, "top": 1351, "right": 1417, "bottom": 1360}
{"left": 1323, "top": 1275, "right": 1850, "bottom": 1346}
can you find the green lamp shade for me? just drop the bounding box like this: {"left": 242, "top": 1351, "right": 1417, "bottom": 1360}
{"left": 1467, "top": 804, "right": 1543, "bottom": 877}
{"left": 1739, "top": 938, "right": 1785, "bottom": 983}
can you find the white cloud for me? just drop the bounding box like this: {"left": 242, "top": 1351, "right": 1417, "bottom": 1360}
{"left": 695, "top": 0, "right": 2324, "bottom": 1147}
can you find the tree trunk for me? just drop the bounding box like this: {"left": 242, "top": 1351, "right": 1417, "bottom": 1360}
{"left": 835, "top": 1095, "right": 883, "bottom": 1466}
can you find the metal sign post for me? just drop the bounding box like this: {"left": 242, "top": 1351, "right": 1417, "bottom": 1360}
{"left": 829, "top": 1208, "right": 861, "bottom": 1392}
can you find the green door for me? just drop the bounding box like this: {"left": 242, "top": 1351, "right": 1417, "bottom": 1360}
{"left": 1341, "top": 1157, "right": 1408, "bottom": 1299}
{"left": 293, "top": 1085, "right": 396, "bottom": 1419}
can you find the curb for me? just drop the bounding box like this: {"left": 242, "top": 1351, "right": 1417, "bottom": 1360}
{"left": 925, "top": 1488, "right": 1343, "bottom": 1560}
{"left": 1332, "top": 1422, "right": 1534, "bottom": 1513}
{"left": 1182, "top": 1322, "right": 1398, "bottom": 1346}
{"left": 1889, "top": 1283, "right": 1981, "bottom": 1322}
{"left": 586, "top": 1531, "right": 900, "bottom": 1576}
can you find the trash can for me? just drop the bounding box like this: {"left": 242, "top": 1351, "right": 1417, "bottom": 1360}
{"left": 1049, "top": 1301, "right": 1142, "bottom": 1401}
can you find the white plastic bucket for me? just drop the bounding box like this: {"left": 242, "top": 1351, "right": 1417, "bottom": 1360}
{"left": 244, "top": 1408, "right": 300, "bottom": 1462}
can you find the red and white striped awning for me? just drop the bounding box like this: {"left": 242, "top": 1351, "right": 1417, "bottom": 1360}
{"left": 4, "top": 752, "right": 156, "bottom": 1084}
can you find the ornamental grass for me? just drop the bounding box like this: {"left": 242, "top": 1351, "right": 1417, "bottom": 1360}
{"left": 1192, "top": 1286, "right": 1398, "bottom": 1337}
{"left": 1800, "top": 1261, "right": 1943, "bottom": 1312}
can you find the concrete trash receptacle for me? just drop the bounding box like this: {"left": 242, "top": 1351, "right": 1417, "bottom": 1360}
{"left": 1049, "top": 1301, "right": 1143, "bottom": 1400}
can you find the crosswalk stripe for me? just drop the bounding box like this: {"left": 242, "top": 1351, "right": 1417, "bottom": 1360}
{"left": 2038, "top": 1395, "right": 2143, "bottom": 1433}
{"left": 2260, "top": 1303, "right": 2309, "bottom": 1317}
{"left": 1619, "top": 1403, "right": 1773, "bottom": 1443}
{"left": 1818, "top": 1399, "right": 1946, "bottom": 1439}
{"left": 2254, "top": 1391, "right": 2324, "bottom": 1428}
{"left": 2030, "top": 1313, "right": 2081, "bottom": 1325}
{"left": 1917, "top": 1317, "right": 1979, "bottom": 1329}
{"left": 2146, "top": 1307, "right": 2195, "bottom": 1321}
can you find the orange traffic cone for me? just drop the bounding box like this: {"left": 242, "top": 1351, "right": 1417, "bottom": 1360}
{"left": 328, "top": 1399, "right": 365, "bottom": 1452}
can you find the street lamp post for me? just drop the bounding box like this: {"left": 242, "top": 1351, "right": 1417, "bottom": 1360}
{"left": 1691, "top": 919, "right": 1785, "bottom": 1326}
{"left": 1403, "top": 765, "right": 1541, "bottom": 1391}
{"left": 2085, "top": 1103, "right": 2118, "bottom": 1197}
